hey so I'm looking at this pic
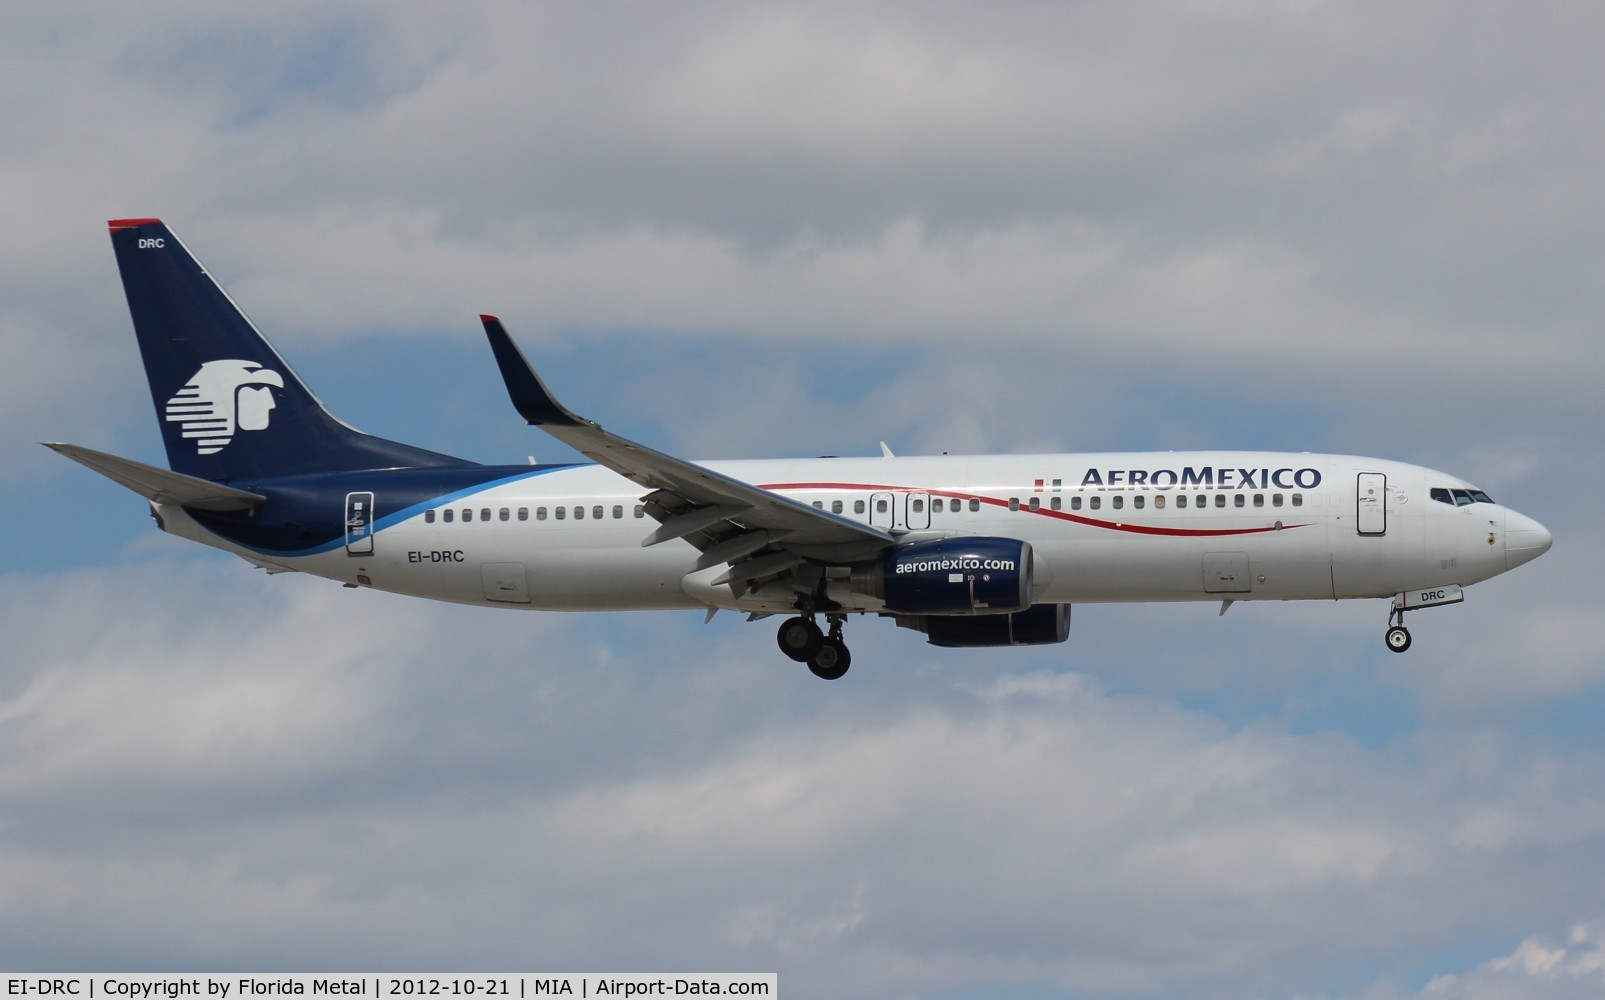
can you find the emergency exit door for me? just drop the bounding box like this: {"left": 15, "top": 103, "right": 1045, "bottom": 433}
{"left": 1356, "top": 473, "right": 1387, "bottom": 536}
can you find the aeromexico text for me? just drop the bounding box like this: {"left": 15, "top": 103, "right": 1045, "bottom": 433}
{"left": 1079, "top": 466, "right": 1323, "bottom": 490}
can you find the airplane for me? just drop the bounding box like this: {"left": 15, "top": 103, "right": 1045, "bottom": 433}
{"left": 46, "top": 218, "right": 1553, "bottom": 680}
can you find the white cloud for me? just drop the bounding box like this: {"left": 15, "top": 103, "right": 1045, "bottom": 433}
{"left": 1378, "top": 922, "right": 1605, "bottom": 1000}
{"left": 4, "top": 559, "right": 1604, "bottom": 994}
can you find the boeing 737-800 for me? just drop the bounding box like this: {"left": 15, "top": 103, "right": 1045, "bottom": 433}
{"left": 47, "top": 219, "right": 1553, "bottom": 679}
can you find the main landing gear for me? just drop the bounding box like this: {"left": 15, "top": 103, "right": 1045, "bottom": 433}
{"left": 776, "top": 613, "right": 852, "bottom": 680}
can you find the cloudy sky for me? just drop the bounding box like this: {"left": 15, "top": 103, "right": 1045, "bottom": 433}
{"left": 3, "top": 2, "right": 1603, "bottom": 996}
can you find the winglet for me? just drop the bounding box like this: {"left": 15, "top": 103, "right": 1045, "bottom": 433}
{"left": 480, "top": 315, "right": 588, "bottom": 428}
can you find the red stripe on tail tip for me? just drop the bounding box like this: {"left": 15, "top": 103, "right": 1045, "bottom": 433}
{"left": 108, "top": 218, "right": 162, "bottom": 230}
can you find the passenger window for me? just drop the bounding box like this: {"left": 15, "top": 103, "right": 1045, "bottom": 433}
{"left": 912, "top": 498, "right": 925, "bottom": 513}
{"left": 425, "top": 509, "right": 436, "bottom": 523}
{"left": 1009, "top": 497, "right": 1020, "bottom": 511}
{"left": 1154, "top": 495, "right": 1165, "bottom": 509}
{"left": 1292, "top": 494, "right": 1303, "bottom": 507}
{"left": 443, "top": 509, "right": 454, "bottom": 523}
{"left": 536, "top": 507, "right": 547, "bottom": 521}
{"left": 832, "top": 500, "right": 843, "bottom": 514}
{"left": 812, "top": 500, "right": 824, "bottom": 510}
{"left": 854, "top": 500, "right": 866, "bottom": 514}
{"left": 878, "top": 499, "right": 889, "bottom": 513}
{"left": 1112, "top": 495, "right": 1124, "bottom": 510}
{"left": 968, "top": 498, "right": 979, "bottom": 512}
{"left": 613, "top": 505, "right": 623, "bottom": 519}
{"left": 462, "top": 509, "right": 473, "bottom": 522}
{"left": 554, "top": 507, "right": 565, "bottom": 520}
{"left": 1272, "top": 494, "right": 1283, "bottom": 508}
{"left": 1215, "top": 495, "right": 1226, "bottom": 508}
{"left": 500, "top": 508, "right": 510, "bottom": 521}
{"left": 1234, "top": 494, "right": 1245, "bottom": 507}
{"left": 1177, "top": 495, "right": 1187, "bottom": 509}
{"left": 592, "top": 505, "right": 603, "bottom": 519}
{"left": 1071, "top": 496, "right": 1082, "bottom": 510}
{"left": 1253, "top": 494, "right": 1264, "bottom": 508}
{"left": 1050, "top": 497, "right": 1061, "bottom": 511}
{"left": 574, "top": 506, "right": 584, "bottom": 520}
{"left": 481, "top": 508, "right": 491, "bottom": 521}
{"left": 518, "top": 507, "right": 529, "bottom": 521}
{"left": 1028, "top": 497, "right": 1040, "bottom": 511}
{"left": 634, "top": 505, "right": 645, "bottom": 518}
{"left": 932, "top": 498, "right": 943, "bottom": 513}
{"left": 1090, "top": 496, "right": 1101, "bottom": 510}
{"left": 1134, "top": 496, "right": 1145, "bottom": 509}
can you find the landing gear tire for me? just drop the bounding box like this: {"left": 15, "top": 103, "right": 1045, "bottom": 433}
{"left": 777, "top": 616, "right": 823, "bottom": 662}
{"left": 808, "top": 637, "right": 851, "bottom": 680}
{"left": 1385, "top": 625, "right": 1412, "bottom": 653}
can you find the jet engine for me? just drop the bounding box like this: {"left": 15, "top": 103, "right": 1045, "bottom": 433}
{"left": 849, "top": 536, "right": 1033, "bottom": 615}
{"left": 895, "top": 602, "right": 1071, "bottom": 647}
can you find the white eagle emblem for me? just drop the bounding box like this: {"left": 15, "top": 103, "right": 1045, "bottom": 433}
{"left": 164, "top": 360, "right": 286, "bottom": 455}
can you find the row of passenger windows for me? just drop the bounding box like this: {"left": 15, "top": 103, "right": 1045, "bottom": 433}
{"left": 809, "top": 493, "right": 1304, "bottom": 513}
{"left": 421, "top": 491, "right": 1307, "bottom": 525}
{"left": 424, "top": 504, "right": 648, "bottom": 524}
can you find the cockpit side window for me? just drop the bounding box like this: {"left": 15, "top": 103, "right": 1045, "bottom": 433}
{"left": 1435, "top": 485, "right": 1497, "bottom": 505}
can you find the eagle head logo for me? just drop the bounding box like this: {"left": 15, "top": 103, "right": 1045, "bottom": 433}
{"left": 164, "top": 360, "right": 287, "bottom": 455}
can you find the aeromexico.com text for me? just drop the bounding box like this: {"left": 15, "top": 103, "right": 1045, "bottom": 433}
{"left": 895, "top": 557, "right": 1017, "bottom": 574}
{"left": 1079, "top": 466, "right": 1323, "bottom": 490}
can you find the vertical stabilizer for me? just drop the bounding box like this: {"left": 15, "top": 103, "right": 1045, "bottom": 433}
{"left": 107, "top": 219, "right": 471, "bottom": 480}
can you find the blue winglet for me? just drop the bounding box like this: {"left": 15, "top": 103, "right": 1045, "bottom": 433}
{"left": 480, "top": 315, "right": 588, "bottom": 428}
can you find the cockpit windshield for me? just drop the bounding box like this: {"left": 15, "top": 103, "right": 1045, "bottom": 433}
{"left": 1431, "top": 487, "right": 1495, "bottom": 506}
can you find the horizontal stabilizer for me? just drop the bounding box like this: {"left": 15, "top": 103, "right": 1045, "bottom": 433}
{"left": 43, "top": 442, "right": 265, "bottom": 511}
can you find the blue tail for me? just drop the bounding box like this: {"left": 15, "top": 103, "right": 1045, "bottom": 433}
{"left": 108, "top": 219, "right": 473, "bottom": 481}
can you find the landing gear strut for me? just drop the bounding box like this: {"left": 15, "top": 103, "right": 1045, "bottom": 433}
{"left": 775, "top": 611, "right": 852, "bottom": 679}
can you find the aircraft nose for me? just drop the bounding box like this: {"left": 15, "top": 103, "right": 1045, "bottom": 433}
{"left": 1505, "top": 510, "right": 1553, "bottom": 570}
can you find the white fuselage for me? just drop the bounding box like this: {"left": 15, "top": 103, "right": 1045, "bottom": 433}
{"left": 157, "top": 451, "right": 1549, "bottom": 617}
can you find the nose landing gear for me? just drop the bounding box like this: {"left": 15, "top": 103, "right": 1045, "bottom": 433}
{"left": 1384, "top": 619, "right": 1413, "bottom": 653}
{"left": 1383, "top": 585, "right": 1465, "bottom": 653}
{"left": 775, "top": 612, "right": 852, "bottom": 679}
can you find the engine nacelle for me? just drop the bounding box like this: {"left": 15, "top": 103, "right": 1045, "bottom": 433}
{"left": 902, "top": 603, "right": 1071, "bottom": 648}
{"left": 851, "top": 537, "right": 1033, "bottom": 615}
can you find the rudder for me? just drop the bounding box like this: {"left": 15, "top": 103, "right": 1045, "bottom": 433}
{"left": 107, "top": 219, "right": 472, "bottom": 481}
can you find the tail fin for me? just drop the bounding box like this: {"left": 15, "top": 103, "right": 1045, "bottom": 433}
{"left": 107, "top": 218, "right": 472, "bottom": 481}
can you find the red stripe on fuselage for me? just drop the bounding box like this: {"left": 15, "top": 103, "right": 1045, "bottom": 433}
{"left": 757, "top": 481, "right": 1311, "bottom": 538}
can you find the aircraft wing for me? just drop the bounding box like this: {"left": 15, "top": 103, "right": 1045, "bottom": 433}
{"left": 43, "top": 442, "right": 266, "bottom": 511}
{"left": 480, "top": 317, "right": 894, "bottom": 585}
